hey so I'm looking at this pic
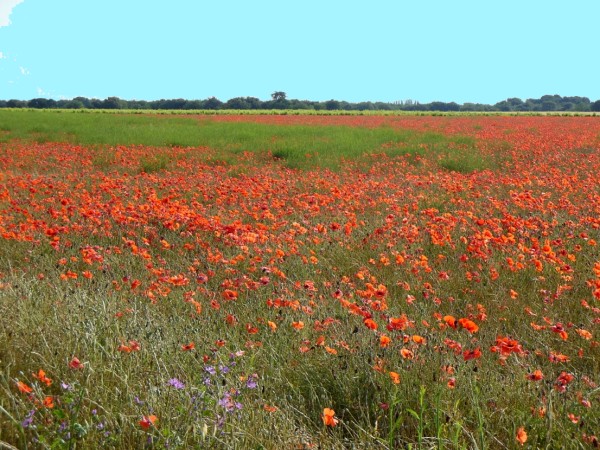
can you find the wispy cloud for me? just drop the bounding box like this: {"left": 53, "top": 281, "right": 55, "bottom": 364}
{"left": 0, "top": 0, "right": 25, "bottom": 28}
{"left": 19, "top": 65, "right": 29, "bottom": 75}
{"left": 0, "top": 51, "right": 5, "bottom": 59}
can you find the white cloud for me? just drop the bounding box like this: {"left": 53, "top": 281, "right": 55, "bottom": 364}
{"left": 19, "top": 65, "right": 28, "bottom": 75}
{"left": 0, "top": 0, "right": 25, "bottom": 28}
{"left": 0, "top": 51, "right": 4, "bottom": 59}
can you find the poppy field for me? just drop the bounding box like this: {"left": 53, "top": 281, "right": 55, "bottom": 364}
{"left": 1, "top": 111, "right": 600, "bottom": 448}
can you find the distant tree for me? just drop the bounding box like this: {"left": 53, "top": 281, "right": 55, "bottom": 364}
{"left": 72, "top": 97, "right": 92, "bottom": 108}
{"left": 356, "top": 102, "right": 374, "bottom": 111}
{"left": 325, "top": 99, "right": 340, "bottom": 110}
{"left": 63, "top": 99, "right": 84, "bottom": 109}
{"left": 7, "top": 99, "right": 27, "bottom": 108}
{"left": 271, "top": 91, "right": 287, "bottom": 102}
{"left": 28, "top": 98, "right": 55, "bottom": 109}
{"left": 202, "top": 97, "right": 223, "bottom": 109}
{"left": 183, "top": 100, "right": 204, "bottom": 110}
{"left": 102, "top": 97, "right": 125, "bottom": 109}
{"left": 225, "top": 97, "right": 258, "bottom": 109}
{"left": 592, "top": 100, "right": 600, "bottom": 112}
{"left": 541, "top": 100, "right": 558, "bottom": 111}
{"left": 429, "top": 101, "right": 460, "bottom": 112}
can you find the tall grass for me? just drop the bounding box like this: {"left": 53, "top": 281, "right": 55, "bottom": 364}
{"left": 0, "top": 110, "right": 490, "bottom": 172}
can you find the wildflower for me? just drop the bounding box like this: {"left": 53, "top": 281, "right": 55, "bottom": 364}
{"left": 16, "top": 381, "right": 33, "bottom": 394}
{"left": 379, "top": 335, "right": 391, "bottom": 348}
{"left": 400, "top": 348, "right": 414, "bottom": 359}
{"left": 21, "top": 410, "right": 35, "bottom": 428}
{"left": 42, "top": 396, "right": 55, "bottom": 408}
{"left": 516, "top": 427, "right": 527, "bottom": 446}
{"left": 463, "top": 348, "right": 482, "bottom": 361}
{"left": 181, "top": 342, "right": 195, "bottom": 351}
{"left": 139, "top": 415, "right": 158, "bottom": 429}
{"left": 33, "top": 369, "right": 52, "bottom": 386}
{"left": 389, "top": 371, "right": 401, "bottom": 384}
{"left": 69, "top": 357, "right": 84, "bottom": 370}
{"left": 246, "top": 374, "right": 258, "bottom": 389}
{"left": 168, "top": 378, "right": 185, "bottom": 390}
{"left": 219, "top": 391, "right": 242, "bottom": 412}
{"left": 322, "top": 408, "right": 338, "bottom": 427}
{"left": 363, "top": 318, "right": 378, "bottom": 330}
{"left": 458, "top": 318, "right": 479, "bottom": 334}
{"left": 526, "top": 369, "right": 544, "bottom": 381}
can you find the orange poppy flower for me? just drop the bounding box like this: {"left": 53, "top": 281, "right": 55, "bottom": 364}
{"left": 291, "top": 321, "right": 305, "bottom": 330}
{"left": 139, "top": 415, "right": 158, "bottom": 429}
{"left": 526, "top": 369, "right": 544, "bottom": 381}
{"left": 363, "top": 318, "right": 378, "bottom": 330}
{"left": 400, "top": 348, "right": 414, "bottom": 359}
{"left": 322, "top": 408, "right": 338, "bottom": 427}
{"left": 16, "top": 381, "right": 33, "bottom": 394}
{"left": 443, "top": 315, "right": 458, "bottom": 329}
{"left": 379, "top": 335, "right": 391, "bottom": 348}
{"left": 516, "top": 427, "right": 527, "bottom": 446}
{"left": 458, "top": 318, "right": 479, "bottom": 334}
{"left": 33, "top": 369, "right": 52, "bottom": 386}
{"left": 412, "top": 335, "right": 426, "bottom": 345}
{"left": 181, "top": 342, "right": 195, "bottom": 351}
{"left": 222, "top": 289, "right": 238, "bottom": 300}
{"left": 43, "top": 396, "right": 55, "bottom": 409}
{"left": 69, "top": 357, "right": 84, "bottom": 370}
{"left": 389, "top": 371, "right": 401, "bottom": 384}
{"left": 463, "top": 348, "right": 482, "bottom": 361}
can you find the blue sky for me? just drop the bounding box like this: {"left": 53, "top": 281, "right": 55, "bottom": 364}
{"left": 1, "top": 0, "right": 599, "bottom": 104}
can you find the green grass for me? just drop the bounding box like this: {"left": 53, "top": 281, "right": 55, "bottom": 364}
{"left": 0, "top": 109, "right": 491, "bottom": 172}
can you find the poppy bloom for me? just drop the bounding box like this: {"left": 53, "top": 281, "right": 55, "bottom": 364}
{"left": 516, "top": 427, "right": 527, "bottom": 446}
{"left": 443, "top": 315, "right": 458, "bottom": 329}
{"left": 387, "top": 315, "right": 409, "bottom": 331}
{"left": 322, "top": 408, "right": 338, "bottom": 427}
{"left": 139, "top": 415, "right": 158, "bottom": 429}
{"left": 69, "top": 357, "right": 84, "bottom": 370}
{"left": 222, "top": 289, "right": 238, "bottom": 300}
{"left": 33, "top": 369, "right": 52, "bottom": 386}
{"left": 400, "top": 348, "right": 414, "bottom": 359}
{"left": 364, "top": 318, "right": 378, "bottom": 330}
{"left": 43, "top": 396, "right": 55, "bottom": 408}
{"left": 526, "top": 369, "right": 544, "bottom": 381}
{"left": 16, "top": 381, "right": 33, "bottom": 394}
{"left": 458, "top": 318, "right": 479, "bottom": 334}
{"left": 379, "top": 335, "right": 391, "bottom": 348}
{"left": 291, "top": 321, "right": 305, "bottom": 330}
{"left": 181, "top": 342, "right": 195, "bottom": 351}
{"left": 389, "top": 371, "right": 401, "bottom": 384}
{"left": 463, "top": 348, "right": 482, "bottom": 361}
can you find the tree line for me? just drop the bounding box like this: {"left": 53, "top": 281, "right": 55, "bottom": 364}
{"left": 1, "top": 92, "right": 599, "bottom": 112}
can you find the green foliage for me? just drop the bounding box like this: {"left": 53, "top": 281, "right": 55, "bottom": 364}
{"left": 0, "top": 110, "right": 492, "bottom": 172}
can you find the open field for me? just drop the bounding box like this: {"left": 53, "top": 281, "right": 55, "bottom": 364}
{"left": 1, "top": 111, "right": 600, "bottom": 448}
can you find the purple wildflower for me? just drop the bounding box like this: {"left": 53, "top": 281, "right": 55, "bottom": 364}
{"left": 21, "top": 410, "right": 35, "bottom": 428}
{"left": 168, "top": 378, "right": 185, "bottom": 390}
{"left": 246, "top": 374, "right": 258, "bottom": 389}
